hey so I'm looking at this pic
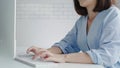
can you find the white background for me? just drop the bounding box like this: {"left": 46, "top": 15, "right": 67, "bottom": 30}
{"left": 16, "top": 0, "right": 79, "bottom": 52}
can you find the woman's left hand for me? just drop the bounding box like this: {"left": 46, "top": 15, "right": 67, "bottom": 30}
{"left": 34, "top": 50, "right": 66, "bottom": 63}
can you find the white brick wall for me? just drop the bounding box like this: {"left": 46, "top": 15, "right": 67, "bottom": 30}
{"left": 16, "top": 0, "right": 79, "bottom": 51}
{"left": 16, "top": 0, "right": 79, "bottom": 22}
{"left": 16, "top": 0, "right": 120, "bottom": 51}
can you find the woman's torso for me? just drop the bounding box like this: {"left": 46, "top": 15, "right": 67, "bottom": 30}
{"left": 76, "top": 6, "right": 120, "bottom": 68}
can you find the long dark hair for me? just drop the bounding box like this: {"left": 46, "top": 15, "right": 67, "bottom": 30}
{"left": 73, "top": 0, "right": 116, "bottom": 16}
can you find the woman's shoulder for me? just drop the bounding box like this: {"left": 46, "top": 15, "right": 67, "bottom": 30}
{"left": 102, "top": 5, "right": 120, "bottom": 17}
{"left": 110, "top": 5, "right": 120, "bottom": 13}
{"left": 98, "top": 5, "right": 120, "bottom": 23}
{"left": 102, "top": 5, "right": 120, "bottom": 29}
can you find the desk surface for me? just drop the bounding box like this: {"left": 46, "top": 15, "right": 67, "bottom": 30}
{"left": 0, "top": 55, "right": 104, "bottom": 68}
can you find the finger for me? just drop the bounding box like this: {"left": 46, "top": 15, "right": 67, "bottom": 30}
{"left": 27, "top": 46, "right": 39, "bottom": 54}
{"left": 40, "top": 51, "right": 53, "bottom": 58}
{"left": 26, "top": 46, "right": 34, "bottom": 54}
{"left": 32, "top": 55, "right": 37, "bottom": 60}
{"left": 27, "top": 48, "right": 36, "bottom": 54}
{"left": 40, "top": 52, "right": 49, "bottom": 58}
{"left": 36, "top": 49, "right": 48, "bottom": 56}
{"left": 32, "top": 53, "right": 39, "bottom": 60}
{"left": 32, "top": 51, "right": 46, "bottom": 60}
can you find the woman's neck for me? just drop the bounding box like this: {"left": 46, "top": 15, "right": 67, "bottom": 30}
{"left": 87, "top": 6, "right": 98, "bottom": 22}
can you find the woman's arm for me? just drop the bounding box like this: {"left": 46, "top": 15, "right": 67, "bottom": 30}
{"left": 51, "top": 18, "right": 81, "bottom": 54}
{"left": 64, "top": 52, "right": 93, "bottom": 64}
{"left": 40, "top": 51, "right": 93, "bottom": 64}
{"left": 47, "top": 46, "right": 63, "bottom": 54}
{"left": 27, "top": 46, "right": 93, "bottom": 63}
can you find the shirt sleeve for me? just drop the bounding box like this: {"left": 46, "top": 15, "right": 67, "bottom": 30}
{"left": 86, "top": 11, "right": 120, "bottom": 67}
{"left": 52, "top": 18, "right": 81, "bottom": 54}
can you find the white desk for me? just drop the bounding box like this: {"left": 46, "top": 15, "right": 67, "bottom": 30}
{"left": 0, "top": 55, "right": 104, "bottom": 68}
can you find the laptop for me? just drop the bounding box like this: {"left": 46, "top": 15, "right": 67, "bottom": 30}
{"left": 15, "top": 51, "right": 58, "bottom": 68}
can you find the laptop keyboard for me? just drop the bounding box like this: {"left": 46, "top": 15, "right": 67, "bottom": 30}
{"left": 16, "top": 52, "right": 44, "bottom": 62}
{"left": 15, "top": 52, "right": 58, "bottom": 68}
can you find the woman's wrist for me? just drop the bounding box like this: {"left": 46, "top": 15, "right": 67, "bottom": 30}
{"left": 62, "top": 54, "right": 67, "bottom": 63}
{"left": 53, "top": 54, "right": 67, "bottom": 63}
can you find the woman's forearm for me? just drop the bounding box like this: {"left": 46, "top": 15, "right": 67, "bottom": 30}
{"left": 47, "top": 46, "right": 93, "bottom": 64}
{"left": 64, "top": 52, "right": 93, "bottom": 64}
{"left": 47, "top": 46, "right": 63, "bottom": 54}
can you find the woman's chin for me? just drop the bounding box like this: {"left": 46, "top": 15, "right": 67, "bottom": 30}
{"left": 80, "top": 5, "right": 87, "bottom": 8}
{"left": 80, "top": 3, "right": 87, "bottom": 7}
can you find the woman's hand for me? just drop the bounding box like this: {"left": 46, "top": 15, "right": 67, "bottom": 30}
{"left": 40, "top": 51, "right": 66, "bottom": 63}
{"left": 26, "top": 46, "right": 65, "bottom": 63}
{"left": 26, "top": 46, "right": 48, "bottom": 59}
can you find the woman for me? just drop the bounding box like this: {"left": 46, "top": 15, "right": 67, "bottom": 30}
{"left": 27, "top": 0, "right": 120, "bottom": 68}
